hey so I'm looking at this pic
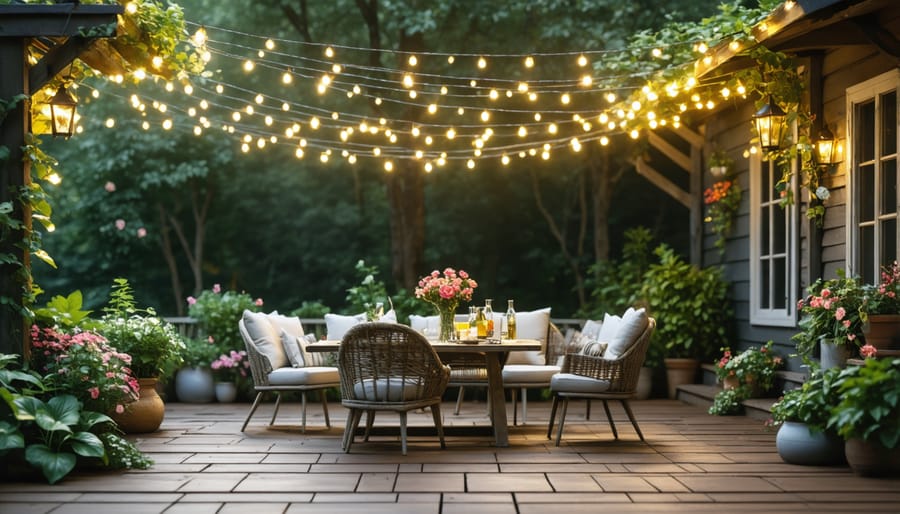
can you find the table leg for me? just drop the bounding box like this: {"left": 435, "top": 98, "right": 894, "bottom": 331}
{"left": 484, "top": 352, "right": 509, "bottom": 447}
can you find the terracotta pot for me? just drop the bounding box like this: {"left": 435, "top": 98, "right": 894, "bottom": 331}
{"left": 863, "top": 314, "right": 900, "bottom": 351}
{"left": 722, "top": 374, "right": 761, "bottom": 397}
{"left": 664, "top": 358, "right": 698, "bottom": 399}
{"left": 844, "top": 437, "right": 900, "bottom": 477}
{"left": 111, "top": 377, "right": 165, "bottom": 433}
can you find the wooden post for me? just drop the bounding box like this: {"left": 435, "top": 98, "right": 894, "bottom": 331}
{"left": 0, "top": 38, "right": 28, "bottom": 356}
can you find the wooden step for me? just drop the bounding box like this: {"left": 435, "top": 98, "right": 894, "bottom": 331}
{"left": 675, "top": 383, "right": 777, "bottom": 421}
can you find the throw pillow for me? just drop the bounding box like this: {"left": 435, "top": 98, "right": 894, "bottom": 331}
{"left": 242, "top": 310, "right": 289, "bottom": 369}
{"left": 581, "top": 319, "right": 603, "bottom": 340}
{"left": 596, "top": 312, "right": 622, "bottom": 343}
{"left": 299, "top": 333, "right": 329, "bottom": 367}
{"left": 579, "top": 341, "right": 608, "bottom": 357}
{"left": 605, "top": 307, "right": 649, "bottom": 360}
{"left": 281, "top": 329, "right": 305, "bottom": 368}
{"left": 267, "top": 312, "right": 305, "bottom": 341}
{"left": 505, "top": 307, "right": 551, "bottom": 365}
{"left": 325, "top": 312, "right": 366, "bottom": 340}
{"left": 381, "top": 309, "right": 398, "bottom": 323}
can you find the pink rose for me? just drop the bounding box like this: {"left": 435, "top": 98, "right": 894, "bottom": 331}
{"left": 459, "top": 270, "right": 469, "bottom": 279}
{"left": 89, "top": 387, "right": 100, "bottom": 399}
{"left": 860, "top": 344, "right": 878, "bottom": 358}
{"left": 115, "top": 219, "right": 126, "bottom": 230}
{"left": 842, "top": 320, "right": 851, "bottom": 328}
{"left": 834, "top": 307, "right": 846, "bottom": 321}
{"left": 115, "top": 404, "right": 125, "bottom": 414}
{"left": 848, "top": 333, "right": 857, "bottom": 341}
{"left": 208, "top": 336, "right": 215, "bottom": 343}
{"left": 213, "top": 283, "right": 221, "bottom": 293}
{"left": 821, "top": 288, "right": 831, "bottom": 298}
{"left": 255, "top": 298, "right": 264, "bottom": 306}
{"left": 438, "top": 284, "right": 455, "bottom": 299}
{"left": 187, "top": 296, "right": 196, "bottom": 305}
{"left": 105, "top": 181, "right": 116, "bottom": 192}
{"left": 137, "top": 227, "right": 147, "bottom": 238}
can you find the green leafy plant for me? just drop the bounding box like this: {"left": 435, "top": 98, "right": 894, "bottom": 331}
{"left": 827, "top": 357, "right": 900, "bottom": 449}
{"left": 187, "top": 284, "right": 262, "bottom": 350}
{"left": 708, "top": 387, "right": 746, "bottom": 416}
{"left": 32, "top": 290, "right": 97, "bottom": 331}
{"left": 639, "top": 245, "right": 730, "bottom": 362}
{"left": 768, "top": 367, "right": 842, "bottom": 432}
{"left": 180, "top": 336, "right": 221, "bottom": 369}
{"left": 703, "top": 179, "right": 742, "bottom": 254}
{"left": 99, "top": 278, "right": 184, "bottom": 378}
{"left": 714, "top": 341, "right": 783, "bottom": 394}
{"left": 345, "top": 260, "right": 390, "bottom": 319}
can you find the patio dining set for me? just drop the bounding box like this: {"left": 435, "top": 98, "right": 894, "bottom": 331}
{"left": 237, "top": 308, "right": 655, "bottom": 454}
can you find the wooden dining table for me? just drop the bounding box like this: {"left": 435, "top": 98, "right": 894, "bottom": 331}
{"left": 307, "top": 338, "right": 542, "bottom": 447}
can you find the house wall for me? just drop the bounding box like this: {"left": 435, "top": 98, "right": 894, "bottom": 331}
{"left": 698, "top": 27, "right": 899, "bottom": 371}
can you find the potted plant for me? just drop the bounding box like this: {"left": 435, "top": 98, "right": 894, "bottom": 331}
{"left": 861, "top": 261, "right": 900, "bottom": 351}
{"left": 827, "top": 357, "right": 900, "bottom": 476}
{"left": 98, "top": 279, "right": 185, "bottom": 433}
{"left": 793, "top": 271, "right": 865, "bottom": 369}
{"left": 639, "top": 246, "right": 731, "bottom": 398}
{"left": 210, "top": 349, "right": 250, "bottom": 402}
{"left": 768, "top": 368, "right": 845, "bottom": 465}
{"left": 707, "top": 148, "right": 734, "bottom": 177}
{"left": 181, "top": 284, "right": 262, "bottom": 402}
{"left": 714, "top": 341, "right": 783, "bottom": 395}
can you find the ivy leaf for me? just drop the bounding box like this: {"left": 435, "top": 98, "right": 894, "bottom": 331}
{"left": 32, "top": 249, "right": 56, "bottom": 269}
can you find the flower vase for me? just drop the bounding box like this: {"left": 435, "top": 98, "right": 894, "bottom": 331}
{"left": 437, "top": 308, "right": 456, "bottom": 342}
{"left": 111, "top": 377, "right": 165, "bottom": 434}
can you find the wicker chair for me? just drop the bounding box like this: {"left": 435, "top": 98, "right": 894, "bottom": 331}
{"left": 239, "top": 318, "right": 340, "bottom": 432}
{"left": 547, "top": 317, "right": 655, "bottom": 446}
{"left": 338, "top": 322, "right": 450, "bottom": 455}
{"left": 503, "top": 323, "right": 567, "bottom": 424}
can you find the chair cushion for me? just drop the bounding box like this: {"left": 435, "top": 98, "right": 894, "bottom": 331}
{"left": 550, "top": 373, "right": 612, "bottom": 394}
{"left": 502, "top": 364, "right": 560, "bottom": 384}
{"left": 267, "top": 311, "right": 305, "bottom": 341}
{"left": 242, "top": 310, "right": 289, "bottom": 369}
{"left": 325, "top": 312, "right": 366, "bottom": 340}
{"left": 505, "top": 307, "right": 551, "bottom": 365}
{"left": 352, "top": 378, "right": 424, "bottom": 402}
{"left": 268, "top": 366, "right": 339, "bottom": 386}
{"left": 581, "top": 319, "right": 603, "bottom": 339}
{"left": 596, "top": 312, "right": 622, "bottom": 343}
{"left": 281, "top": 329, "right": 305, "bottom": 368}
{"left": 299, "top": 333, "right": 329, "bottom": 367}
{"left": 605, "top": 307, "right": 648, "bottom": 360}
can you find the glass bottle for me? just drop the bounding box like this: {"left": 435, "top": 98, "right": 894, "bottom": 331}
{"left": 468, "top": 306, "right": 478, "bottom": 339}
{"left": 484, "top": 299, "right": 494, "bottom": 339}
{"left": 373, "top": 302, "right": 384, "bottom": 320}
{"left": 506, "top": 300, "right": 517, "bottom": 340}
{"left": 476, "top": 307, "right": 487, "bottom": 339}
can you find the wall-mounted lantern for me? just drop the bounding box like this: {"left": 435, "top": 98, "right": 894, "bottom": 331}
{"left": 752, "top": 95, "right": 786, "bottom": 151}
{"left": 49, "top": 84, "right": 78, "bottom": 138}
{"left": 815, "top": 124, "right": 843, "bottom": 167}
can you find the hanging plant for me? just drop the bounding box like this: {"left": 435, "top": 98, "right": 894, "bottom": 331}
{"left": 704, "top": 178, "right": 742, "bottom": 253}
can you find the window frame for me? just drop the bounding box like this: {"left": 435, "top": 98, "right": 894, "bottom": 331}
{"left": 845, "top": 69, "right": 900, "bottom": 280}
{"left": 749, "top": 147, "right": 799, "bottom": 327}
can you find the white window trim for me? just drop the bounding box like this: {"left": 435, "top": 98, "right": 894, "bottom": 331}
{"left": 749, "top": 150, "right": 799, "bottom": 327}
{"left": 844, "top": 69, "right": 900, "bottom": 276}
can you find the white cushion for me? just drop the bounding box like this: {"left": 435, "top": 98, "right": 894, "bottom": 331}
{"left": 242, "top": 310, "right": 289, "bottom": 369}
{"left": 581, "top": 319, "right": 603, "bottom": 339}
{"left": 502, "top": 364, "right": 560, "bottom": 384}
{"left": 550, "top": 373, "right": 611, "bottom": 394}
{"left": 325, "top": 312, "right": 366, "bottom": 340}
{"left": 352, "top": 378, "right": 425, "bottom": 402}
{"left": 505, "top": 307, "right": 551, "bottom": 365}
{"left": 380, "top": 309, "right": 398, "bottom": 323}
{"left": 605, "top": 307, "right": 648, "bottom": 360}
{"left": 267, "top": 311, "right": 305, "bottom": 341}
{"left": 596, "top": 312, "right": 621, "bottom": 343}
{"left": 281, "top": 329, "right": 305, "bottom": 368}
{"left": 299, "top": 333, "right": 329, "bottom": 367}
{"left": 268, "top": 366, "right": 339, "bottom": 386}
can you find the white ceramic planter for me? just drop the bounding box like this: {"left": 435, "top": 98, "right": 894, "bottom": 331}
{"left": 215, "top": 382, "right": 238, "bottom": 403}
{"left": 775, "top": 421, "right": 845, "bottom": 466}
{"left": 175, "top": 366, "right": 215, "bottom": 403}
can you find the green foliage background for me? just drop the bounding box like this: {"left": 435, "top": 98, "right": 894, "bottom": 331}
{"left": 35, "top": 0, "right": 722, "bottom": 317}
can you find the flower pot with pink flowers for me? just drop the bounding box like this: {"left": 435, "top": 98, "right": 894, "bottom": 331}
{"left": 414, "top": 267, "right": 478, "bottom": 342}
{"left": 793, "top": 271, "right": 865, "bottom": 370}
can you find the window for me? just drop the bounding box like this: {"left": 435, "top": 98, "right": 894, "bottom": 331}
{"left": 847, "top": 70, "right": 900, "bottom": 283}
{"left": 749, "top": 152, "right": 798, "bottom": 326}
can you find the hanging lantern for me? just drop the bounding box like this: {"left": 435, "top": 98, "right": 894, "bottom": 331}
{"left": 752, "top": 95, "right": 786, "bottom": 151}
{"left": 49, "top": 84, "right": 78, "bottom": 138}
{"left": 815, "top": 124, "right": 843, "bottom": 166}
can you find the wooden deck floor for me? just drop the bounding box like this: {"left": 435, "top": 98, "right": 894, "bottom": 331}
{"left": 1, "top": 398, "right": 898, "bottom": 513}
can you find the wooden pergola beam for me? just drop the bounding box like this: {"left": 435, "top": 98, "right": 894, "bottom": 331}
{"left": 0, "top": 4, "right": 120, "bottom": 37}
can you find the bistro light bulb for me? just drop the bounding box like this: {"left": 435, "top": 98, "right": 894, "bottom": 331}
{"left": 524, "top": 56, "right": 534, "bottom": 68}
{"left": 408, "top": 55, "right": 418, "bottom": 66}
{"left": 480, "top": 110, "right": 490, "bottom": 122}
{"left": 265, "top": 39, "right": 275, "bottom": 50}
{"left": 561, "top": 93, "right": 571, "bottom": 105}
{"left": 467, "top": 159, "right": 475, "bottom": 169}
{"left": 243, "top": 60, "right": 255, "bottom": 72}
{"left": 402, "top": 73, "right": 414, "bottom": 88}
{"left": 325, "top": 46, "right": 334, "bottom": 58}
{"left": 282, "top": 71, "right": 292, "bottom": 84}
{"left": 577, "top": 54, "right": 588, "bottom": 67}
{"left": 192, "top": 27, "right": 208, "bottom": 46}
{"left": 477, "top": 57, "right": 487, "bottom": 69}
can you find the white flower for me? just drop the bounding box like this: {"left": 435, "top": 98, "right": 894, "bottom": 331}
{"left": 815, "top": 186, "right": 830, "bottom": 200}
